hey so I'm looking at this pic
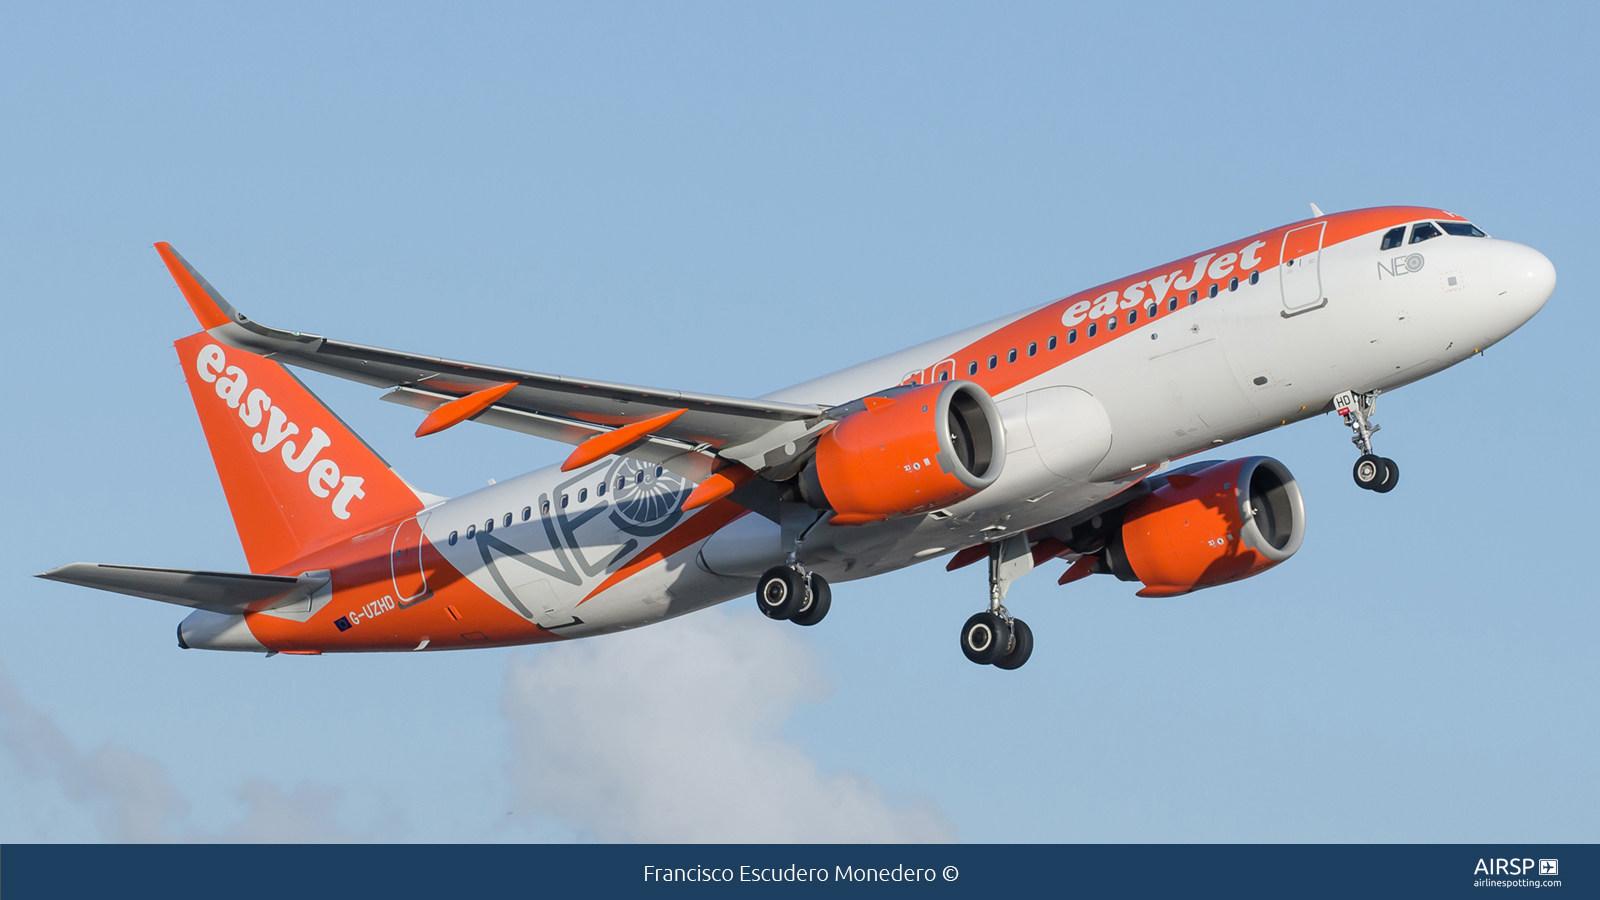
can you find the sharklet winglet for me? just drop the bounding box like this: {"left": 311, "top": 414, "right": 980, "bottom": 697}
{"left": 154, "top": 243, "right": 241, "bottom": 330}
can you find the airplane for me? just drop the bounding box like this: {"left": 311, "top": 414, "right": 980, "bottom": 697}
{"left": 40, "top": 205, "right": 1555, "bottom": 669}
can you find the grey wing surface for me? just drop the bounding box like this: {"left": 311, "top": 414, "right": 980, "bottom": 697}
{"left": 167, "top": 244, "right": 827, "bottom": 475}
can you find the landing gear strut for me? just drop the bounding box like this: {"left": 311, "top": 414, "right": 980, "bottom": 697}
{"left": 958, "top": 534, "right": 1034, "bottom": 670}
{"left": 1335, "top": 390, "right": 1399, "bottom": 493}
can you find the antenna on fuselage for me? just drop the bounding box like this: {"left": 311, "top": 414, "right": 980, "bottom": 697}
{"left": 1309, "top": 202, "right": 1324, "bottom": 217}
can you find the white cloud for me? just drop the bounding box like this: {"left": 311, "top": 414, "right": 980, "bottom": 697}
{"left": 0, "top": 665, "right": 362, "bottom": 842}
{"left": 3, "top": 609, "right": 955, "bottom": 844}
{"left": 502, "top": 608, "right": 955, "bottom": 842}
{"left": 0, "top": 667, "right": 189, "bottom": 841}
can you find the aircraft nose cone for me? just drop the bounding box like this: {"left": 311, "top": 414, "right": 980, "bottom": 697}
{"left": 1501, "top": 241, "right": 1557, "bottom": 314}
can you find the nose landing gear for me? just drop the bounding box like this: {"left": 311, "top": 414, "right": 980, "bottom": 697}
{"left": 958, "top": 534, "right": 1034, "bottom": 670}
{"left": 1336, "top": 390, "right": 1400, "bottom": 493}
{"left": 1353, "top": 453, "right": 1399, "bottom": 493}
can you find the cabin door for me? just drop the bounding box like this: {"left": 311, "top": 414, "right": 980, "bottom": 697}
{"left": 1280, "top": 221, "right": 1326, "bottom": 314}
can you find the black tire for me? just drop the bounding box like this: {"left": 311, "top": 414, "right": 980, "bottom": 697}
{"left": 1353, "top": 454, "right": 1383, "bottom": 490}
{"left": 1373, "top": 457, "right": 1400, "bottom": 493}
{"left": 961, "top": 612, "right": 1011, "bottom": 665}
{"left": 756, "top": 566, "right": 805, "bottom": 620}
{"left": 993, "top": 618, "right": 1034, "bottom": 670}
{"left": 791, "top": 573, "right": 831, "bottom": 626}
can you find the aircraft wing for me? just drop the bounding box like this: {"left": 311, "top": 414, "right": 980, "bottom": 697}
{"left": 157, "top": 244, "right": 830, "bottom": 479}
{"left": 38, "top": 563, "right": 326, "bottom": 616}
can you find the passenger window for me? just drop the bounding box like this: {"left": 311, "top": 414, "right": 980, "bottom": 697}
{"left": 938, "top": 370, "right": 950, "bottom": 381}
{"left": 1127, "top": 309, "right": 1137, "bottom": 324}
{"left": 541, "top": 500, "right": 551, "bottom": 514}
{"left": 1249, "top": 270, "right": 1259, "bottom": 285}
{"left": 1439, "top": 221, "right": 1488, "bottom": 238}
{"left": 1007, "top": 348, "right": 1017, "bottom": 364}
{"left": 1188, "top": 290, "right": 1198, "bottom": 305}
{"left": 1168, "top": 297, "right": 1178, "bottom": 311}
{"left": 1410, "top": 221, "right": 1442, "bottom": 244}
{"left": 636, "top": 471, "right": 644, "bottom": 484}
{"left": 1146, "top": 303, "right": 1157, "bottom": 318}
{"left": 1380, "top": 226, "right": 1406, "bottom": 251}
{"left": 560, "top": 494, "right": 569, "bottom": 509}
{"left": 1107, "top": 316, "right": 1117, "bottom": 331}
{"left": 1047, "top": 335, "right": 1057, "bottom": 350}
{"left": 616, "top": 476, "right": 626, "bottom": 490}
{"left": 504, "top": 512, "right": 512, "bottom": 527}
{"left": 522, "top": 506, "right": 531, "bottom": 521}
{"left": 484, "top": 518, "right": 494, "bottom": 533}
{"left": 1229, "top": 276, "right": 1238, "bottom": 291}
{"left": 1027, "top": 342, "right": 1037, "bottom": 357}
{"left": 1208, "top": 283, "right": 1219, "bottom": 298}
{"left": 656, "top": 466, "right": 663, "bottom": 477}
{"left": 597, "top": 481, "right": 606, "bottom": 497}
{"left": 579, "top": 488, "right": 588, "bottom": 502}
{"left": 449, "top": 531, "right": 458, "bottom": 546}
{"left": 1067, "top": 329, "right": 1077, "bottom": 344}
{"left": 466, "top": 524, "right": 476, "bottom": 539}
{"left": 1087, "top": 323, "right": 1098, "bottom": 338}
{"left": 988, "top": 354, "right": 998, "bottom": 369}
{"left": 968, "top": 361, "right": 978, "bottom": 376}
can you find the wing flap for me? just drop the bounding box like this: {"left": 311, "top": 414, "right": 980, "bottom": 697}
{"left": 380, "top": 386, "right": 719, "bottom": 482}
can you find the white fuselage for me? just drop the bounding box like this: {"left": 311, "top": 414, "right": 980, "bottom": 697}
{"left": 424, "top": 224, "right": 1553, "bottom": 639}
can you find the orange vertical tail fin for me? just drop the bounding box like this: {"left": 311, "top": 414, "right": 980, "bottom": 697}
{"left": 175, "top": 331, "right": 423, "bottom": 573}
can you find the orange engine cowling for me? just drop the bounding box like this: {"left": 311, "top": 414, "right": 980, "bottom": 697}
{"left": 799, "top": 380, "right": 1005, "bottom": 526}
{"left": 1106, "top": 456, "right": 1306, "bottom": 597}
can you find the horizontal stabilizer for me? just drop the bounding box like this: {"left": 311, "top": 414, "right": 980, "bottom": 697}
{"left": 38, "top": 563, "right": 326, "bottom": 615}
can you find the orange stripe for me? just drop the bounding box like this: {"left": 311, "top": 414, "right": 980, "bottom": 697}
{"left": 916, "top": 206, "right": 1460, "bottom": 400}
{"left": 578, "top": 500, "right": 747, "bottom": 605}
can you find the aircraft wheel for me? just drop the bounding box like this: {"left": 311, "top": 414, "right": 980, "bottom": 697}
{"left": 791, "top": 574, "right": 831, "bottom": 626}
{"left": 1373, "top": 457, "right": 1400, "bottom": 493}
{"left": 993, "top": 618, "right": 1034, "bottom": 670}
{"left": 756, "top": 566, "right": 805, "bottom": 620}
{"left": 1353, "top": 454, "right": 1384, "bottom": 490}
{"left": 961, "top": 612, "right": 1011, "bottom": 665}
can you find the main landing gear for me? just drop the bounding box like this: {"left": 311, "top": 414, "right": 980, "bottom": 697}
{"left": 1336, "top": 389, "right": 1399, "bottom": 493}
{"left": 754, "top": 507, "right": 833, "bottom": 626}
{"left": 959, "top": 534, "right": 1034, "bottom": 670}
{"left": 756, "top": 564, "right": 831, "bottom": 626}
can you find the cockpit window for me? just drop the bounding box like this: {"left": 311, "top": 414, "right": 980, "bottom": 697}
{"left": 1409, "top": 221, "right": 1442, "bottom": 244}
{"left": 1380, "top": 226, "right": 1406, "bottom": 251}
{"left": 1438, "top": 220, "right": 1488, "bottom": 238}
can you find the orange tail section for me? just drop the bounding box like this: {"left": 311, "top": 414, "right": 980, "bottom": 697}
{"left": 175, "top": 331, "right": 423, "bottom": 574}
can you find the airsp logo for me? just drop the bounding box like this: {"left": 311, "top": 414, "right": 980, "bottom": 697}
{"left": 1377, "top": 253, "right": 1425, "bottom": 279}
{"left": 1474, "top": 858, "right": 1543, "bottom": 876}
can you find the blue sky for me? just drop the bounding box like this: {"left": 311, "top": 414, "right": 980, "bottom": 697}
{"left": 2, "top": 2, "right": 1595, "bottom": 842}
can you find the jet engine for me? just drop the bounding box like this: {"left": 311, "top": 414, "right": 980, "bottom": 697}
{"left": 1103, "top": 456, "right": 1306, "bottom": 596}
{"left": 798, "top": 381, "right": 1005, "bottom": 526}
